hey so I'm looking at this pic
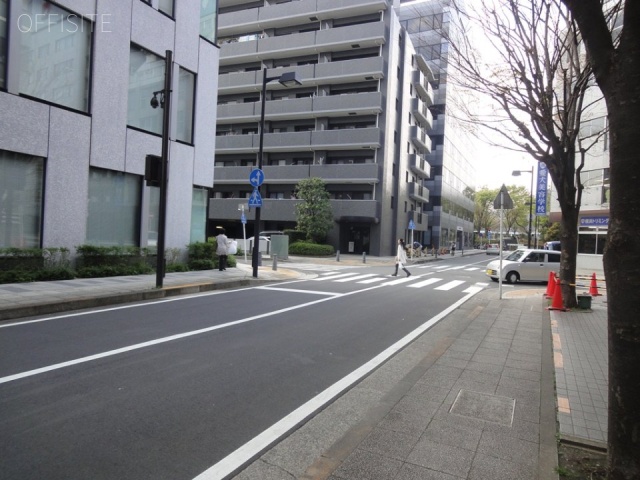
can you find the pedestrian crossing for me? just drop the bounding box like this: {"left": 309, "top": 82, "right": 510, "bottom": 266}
{"left": 312, "top": 270, "right": 489, "bottom": 293}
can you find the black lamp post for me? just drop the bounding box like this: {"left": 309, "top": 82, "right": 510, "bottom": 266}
{"left": 150, "top": 50, "right": 173, "bottom": 288}
{"left": 512, "top": 167, "right": 534, "bottom": 248}
{"left": 252, "top": 68, "right": 301, "bottom": 278}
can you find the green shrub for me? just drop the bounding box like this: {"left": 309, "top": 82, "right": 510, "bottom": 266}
{"left": 188, "top": 241, "right": 216, "bottom": 260}
{"left": 289, "top": 242, "right": 335, "bottom": 256}
{"left": 36, "top": 267, "right": 75, "bottom": 281}
{"left": 166, "top": 263, "right": 189, "bottom": 273}
{"left": 0, "top": 269, "right": 37, "bottom": 283}
{"left": 187, "top": 258, "right": 215, "bottom": 271}
{"left": 76, "top": 262, "right": 153, "bottom": 278}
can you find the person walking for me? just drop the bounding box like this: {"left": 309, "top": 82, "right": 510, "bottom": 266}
{"left": 392, "top": 238, "right": 411, "bottom": 277}
{"left": 216, "top": 228, "right": 229, "bottom": 271}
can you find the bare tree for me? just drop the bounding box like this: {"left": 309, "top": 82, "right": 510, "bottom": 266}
{"left": 559, "top": 1, "right": 639, "bottom": 478}
{"left": 426, "top": 0, "right": 604, "bottom": 307}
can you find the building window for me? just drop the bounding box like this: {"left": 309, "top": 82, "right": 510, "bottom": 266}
{"left": 128, "top": 45, "right": 165, "bottom": 135}
{"left": 86, "top": 168, "right": 141, "bottom": 246}
{"left": 0, "top": 150, "right": 44, "bottom": 248}
{"left": 200, "top": 0, "right": 218, "bottom": 44}
{"left": 177, "top": 67, "right": 195, "bottom": 143}
{"left": 158, "top": 0, "right": 174, "bottom": 17}
{"left": 190, "top": 188, "right": 207, "bottom": 243}
{"left": 17, "top": 0, "right": 92, "bottom": 111}
{"left": 0, "top": 0, "right": 7, "bottom": 89}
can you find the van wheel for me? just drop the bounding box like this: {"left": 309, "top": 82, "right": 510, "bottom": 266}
{"left": 506, "top": 271, "right": 520, "bottom": 284}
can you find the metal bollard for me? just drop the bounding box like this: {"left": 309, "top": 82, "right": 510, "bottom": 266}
{"left": 362, "top": 252, "right": 366, "bottom": 264}
{"left": 336, "top": 250, "right": 340, "bottom": 262}
{"left": 272, "top": 254, "right": 278, "bottom": 271}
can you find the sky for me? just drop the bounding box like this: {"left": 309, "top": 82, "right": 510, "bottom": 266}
{"left": 473, "top": 141, "right": 536, "bottom": 191}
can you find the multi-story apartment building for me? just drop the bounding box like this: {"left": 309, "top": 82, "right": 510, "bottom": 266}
{"left": 212, "top": 0, "right": 435, "bottom": 255}
{"left": 0, "top": 1, "right": 219, "bottom": 254}
{"left": 396, "top": 0, "right": 475, "bottom": 251}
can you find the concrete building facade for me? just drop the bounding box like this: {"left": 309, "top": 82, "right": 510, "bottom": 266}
{"left": 211, "top": 0, "right": 435, "bottom": 255}
{"left": 0, "top": 0, "right": 219, "bottom": 255}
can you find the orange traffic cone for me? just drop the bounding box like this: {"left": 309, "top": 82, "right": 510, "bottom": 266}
{"left": 548, "top": 277, "right": 566, "bottom": 311}
{"left": 589, "top": 273, "right": 602, "bottom": 296}
{"left": 545, "top": 271, "right": 556, "bottom": 298}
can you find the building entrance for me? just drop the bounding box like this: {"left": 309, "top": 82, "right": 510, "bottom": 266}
{"left": 341, "top": 225, "right": 370, "bottom": 255}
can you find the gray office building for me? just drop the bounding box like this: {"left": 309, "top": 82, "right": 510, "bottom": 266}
{"left": 212, "top": 0, "right": 435, "bottom": 255}
{"left": 1, "top": 1, "right": 219, "bottom": 255}
{"left": 397, "top": 0, "right": 475, "bottom": 250}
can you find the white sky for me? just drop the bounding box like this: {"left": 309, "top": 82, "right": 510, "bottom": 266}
{"left": 473, "top": 141, "right": 536, "bottom": 190}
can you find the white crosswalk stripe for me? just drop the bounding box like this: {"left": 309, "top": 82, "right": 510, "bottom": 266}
{"left": 464, "top": 267, "right": 480, "bottom": 271}
{"left": 334, "top": 274, "right": 377, "bottom": 282}
{"left": 408, "top": 277, "right": 442, "bottom": 288}
{"left": 434, "top": 280, "right": 466, "bottom": 291}
{"left": 308, "top": 271, "right": 489, "bottom": 293}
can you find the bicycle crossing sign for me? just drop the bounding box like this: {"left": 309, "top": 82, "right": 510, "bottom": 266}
{"left": 248, "top": 188, "right": 263, "bottom": 207}
{"left": 408, "top": 220, "right": 416, "bottom": 230}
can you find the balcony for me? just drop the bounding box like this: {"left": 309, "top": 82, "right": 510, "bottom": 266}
{"left": 412, "top": 70, "right": 434, "bottom": 106}
{"left": 219, "top": 0, "right": 388, "bottom": 37}
{"left": 408, "top": 182, "right": 430, "bottom": 203}
{"left": 409, "top": 154, "right": 431, "bottom": 178}
{"left": 414, "top": 54, "right": 435, "bottom": 82}
{"left": 209, "top": 198, "right": 380, "bottom": 222}
{"left": 216, "top": 127, "right": 382, "bottom": 153}
{"left": 410, "top": 125, "right": 431, "bottom": 154}
{"left": 213, "top": 163, "right": 381, "bottom": 184}
{"left": 411, "top": 97, "right": 433, "bottom": 130}
{"left": 408, "top": 210, "right": 426, "bottom": 228}
{"left": 218, "top": 57, "right": 385, "bottom": 95}
{"left": 220, "top": 21, "right": 386, "bottom": 65}
{"left": 217, "top": 92, "right": 383, "bottom": 124}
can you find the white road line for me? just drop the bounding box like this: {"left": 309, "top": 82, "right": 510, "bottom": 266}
{"left": 255, "top": 287, "right": 338, "bottom": 296}
{"left": 333, "top": 274, "right": 377, "bottom": 283}
{"left": 462, "top": 286, "right": 485, "bottom": 294}
{"left": 192, "top": 288, "right": 485, "bottom": 480}
{"left": 432, "top": 266, "right": 449, "bottom": 270}
{"left": 475, "top": 282, "right": 490, "bottom": 287}
{"left": 464, "top": 267, "right": 480, "bottom": 271}
{"left": 408, "top": 277, "right": 442, "bottom": 288}
{"left": 434, "top": 280, "right": 466, "bottom": 291}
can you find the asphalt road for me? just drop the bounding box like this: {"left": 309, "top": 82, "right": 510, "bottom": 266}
{"left": 1, "top": 255, "right": 501, "bottom": 480}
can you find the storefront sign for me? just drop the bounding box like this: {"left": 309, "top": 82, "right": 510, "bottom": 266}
{"left": 580, "top": 216, "right": 609, "bottom": 227}
{"left": 535, "top": 162, "right": 548, "bottom": 215}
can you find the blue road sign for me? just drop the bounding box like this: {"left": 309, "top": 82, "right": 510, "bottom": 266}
{"left": 249, "top": 169, "right": 265, "bottom": 187}
{"left": 408, "top": 219, "right": 416, "bottom": 230}
{"left": 248, "top": 188, "right": 263, "bottom": 207}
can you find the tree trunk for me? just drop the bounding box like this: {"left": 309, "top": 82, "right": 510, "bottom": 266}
{"left": 603, "top": 59, "right": 640, "bottom": 480}
{"left": 558, "top": 207, "right": 579, "bottom": 309}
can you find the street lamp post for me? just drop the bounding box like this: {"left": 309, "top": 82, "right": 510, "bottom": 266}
{"left": 512, "top": 167, "right": 534, "bottom": 249}
{"left": 252, "top": 68, "right": 302, "bottom": 278}
{"left": 150, "top": 50, "right": 173, "bottom": 288}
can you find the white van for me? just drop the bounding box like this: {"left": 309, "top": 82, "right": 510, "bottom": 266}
{"left": 486, "top": 249, "right": 561, "bottom": 283}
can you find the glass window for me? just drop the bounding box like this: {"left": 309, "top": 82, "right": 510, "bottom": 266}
{"left": 200, "top": 0, "right": 218, "bottom": 44}
{"left": 86, "top": 168, "right": 141, "bottom": 246}
{"left": 0, "top": 0, "right": 7, "bottom": 89}
{"left": 176, "top": 67, "right": 195, "bottom": 143}
{"left": 128, "top": 45, "right": 165, "bottom": 135}
{"left": 0, "top": 150, "right": 44, "bottom": 248}
{"left": 190, "top": 188, "right": 207, "bottom": 243}
{"left": 158, "top": 0, "right": 174, "bottom": 17}
{"left": 17, "top": 0, "right": 92, "bottom": 111}
{"left": 147, "top": 186, "right": 160, "bottom": 247}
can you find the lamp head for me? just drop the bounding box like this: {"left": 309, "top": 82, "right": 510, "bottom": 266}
{"left": 278, "top": 71, "right": 302, "bottom": 87}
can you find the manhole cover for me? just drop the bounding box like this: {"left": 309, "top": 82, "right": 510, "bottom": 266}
{"left": 449, "top": 389, "right": 515, "bottom": 426}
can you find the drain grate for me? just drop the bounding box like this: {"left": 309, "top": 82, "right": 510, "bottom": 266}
{"left": 449, "top": 389, "right": 515, "bottom": 427}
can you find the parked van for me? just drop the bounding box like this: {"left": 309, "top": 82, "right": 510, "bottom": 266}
{"left": 544, "top": 241, "right": 561, "bottom": 251}
{"left": 486, "top": 249, "right": 561, "bottom": 283}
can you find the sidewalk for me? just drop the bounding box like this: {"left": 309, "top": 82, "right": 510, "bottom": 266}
{"left": 0, "top": 254, "right": 608, "bottom": 479}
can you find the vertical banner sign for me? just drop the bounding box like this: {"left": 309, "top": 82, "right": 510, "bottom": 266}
{"left": 535, "top": 162, "right": 548, "bottom": 215}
